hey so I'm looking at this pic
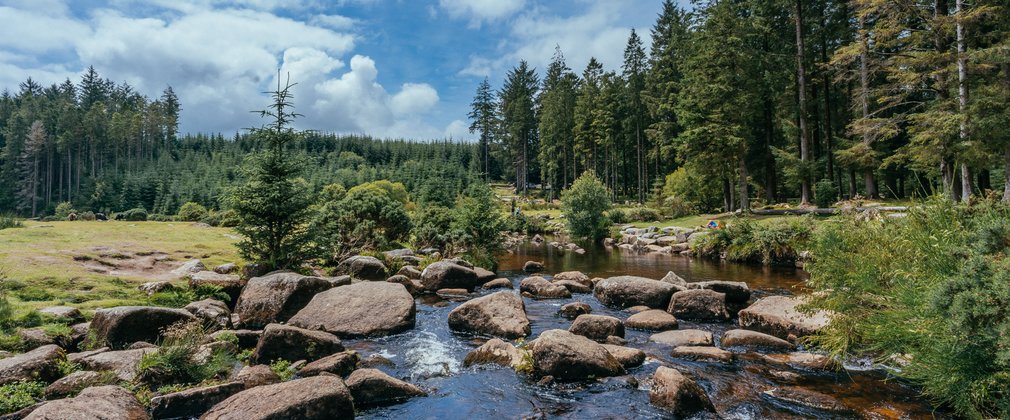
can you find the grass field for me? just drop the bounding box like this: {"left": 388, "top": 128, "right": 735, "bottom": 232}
{"left": 0, "top": 221, "right": 241, "bottom": 315}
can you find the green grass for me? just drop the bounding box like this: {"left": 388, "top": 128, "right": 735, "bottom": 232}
{"left": 0, "top": 221, "right": 242, "bottom": 315}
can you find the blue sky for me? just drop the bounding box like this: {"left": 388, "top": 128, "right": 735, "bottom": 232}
{"left": 0, "top": 0, "right": 683, "bottom": 140}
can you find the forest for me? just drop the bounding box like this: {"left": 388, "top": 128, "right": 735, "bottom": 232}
{"left": 471, "top": 0, "right": 1010, "bottom": 211}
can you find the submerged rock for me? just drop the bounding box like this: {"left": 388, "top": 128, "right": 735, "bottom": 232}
{"left": 233, "top": 272, "right": 334, "bottom": 329}
{"left": 593, "top": 276, "right": 676, "bottom": 309}
{"left": 649, "top": 329, "right": 713, "bottom": 347}
{"left": 346, "top": 368, "right": 426, "bottom": 407}
{"left": 721, "top": 329, "right": 795, "bottom": 351}
{"left": 625, "top": 309, "right": 678, "bottom": 331}
{"left": 482, "top": 278, "right": 513, "bottom": 289}
{"left": 527, "top": 329, "right": 624, "bottom": 381}
{"left": 463, "top": 338, "right": 522, "bottom": 368}
{"left": 671, "top": 346, "right": 734, "bottom": 363}
{"left": 523, "top": 261, "right": 544, "bottom": 273}
{"left": 447, "top": 291, "right": 531, "bottom": 339}
{"left": 552, "top": 271, "right": 592, "bottom": 288}
{"left": 738, "top": 296, "right": 831, "bottom": 340}
{"left": 762, "top": 387, "right": 853, "bottom": 414}
{"left": 519, "top": 276, "right": 571, "bottom": 299}
{"left": 288, "top": 281, "right": 416, "bottom": 338}
{"left": 569, "top": 314, "right": 625, "bottom": 342}
{"left": 649, "top": 366, "right": 715, "bottom": 416}
{"left": 202, "top": 376, "right": 355, "bottom": 420}
{"left": 558, "top": 302, "right": 592, "bottom": 319}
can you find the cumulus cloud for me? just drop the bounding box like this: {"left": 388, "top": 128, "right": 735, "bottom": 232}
{"left": 439, "top": 0, "right": 525, "bottom": 27}
{"left": 444, "top": 119, "right": 470, "bottom": 140}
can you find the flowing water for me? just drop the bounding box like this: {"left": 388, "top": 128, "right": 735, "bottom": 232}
{"left": 346, "top": 242, "right": 943, "bottom": 419}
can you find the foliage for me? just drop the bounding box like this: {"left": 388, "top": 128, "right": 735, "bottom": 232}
{"left": 120, "top": 208, "right": 148, "bottom": 221}
{"left": 0, "top": 380, "right": 45, "bottom": 414}
{"left": 450, "top": 183, "right": 505, "bottom": 258}
{"left": 311, "top": 181, "right": 412, "bottom": 265}
{"left": 660, "top": 166, "right": 720, "bottom": 214}
{"left": 504, "top": 212, "right": 548, "bottom": 235}
{"left": 605, "top": 209, "right": 627, "bottom": 225}
{"left": 410, "top": 205, "right": 456, "bottom": 250}
{"left": 176, "top": 202, "right": 208, "bottom": 222}
{"left": 561, "top": 172, "right": 612, "bottom": 241}
{"left": 149, "top": 285, "right": 230, "bottom": 308}
{"left": 0, "top": 213, "right": 24, "bottom": 229}
{"left": 693, "top": 217, "right": 812, "bottom": 265}
{"left": 805, "top": 198, "right": 1010, "bottom": 418}
{"left": 814, "top": 179, "right": 837, "bottom": 208}
{"left": 137, "top": 322, "right": 235, "bottom": 387}
{"left": 54, "top": 202, "right": 76, "bottom": 220}
{"left": 623, "top": 207, "right": 663, "bottom": 223}
{"left": 269, "top": 359, "right": 296, "bottom": 381}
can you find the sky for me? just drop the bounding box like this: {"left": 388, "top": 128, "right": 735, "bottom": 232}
{"left": 0, "top": 0, "right": 684, "bottom": 140}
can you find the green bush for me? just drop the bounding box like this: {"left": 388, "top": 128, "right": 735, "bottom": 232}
{"left": 0, "top": 380, "right": 45, "bottom": 414}
{"left": 200, "top": 210, "right": 240, "bottom": 227}
{"left": 311, "top": 181, "right": 413, "bottom": 265}
{"left": 624, "top": 207, "right": 663, "bottom": 222}
{"left": 177, "top": 202, "right": 209, "bottom": 222}
{"left": 54, "top": 202, "right": 76, "bottom": 220}
{"left": 561, "top": 172, "right": 612, "bottom": 241}
{"left": 805, "top": 198, "right": 1010, "bottom": 418}
{"left": 605, "top": 209, "right": 627, "bottom": 225}
{"left": 137, "top": 322, "right": 235, "bottom": 387}
{"left": 693, "top": 218, "right": 811, "bottom": 265}
{"left": 451, "top": 183, "right": 506, "bottom": 258}
{"left": 814, "top": 179, "right": 838, "bottom": 208}
{"left": 146, "top": 214, "right": 174, "bottom": 222}
{"left": 79, "top": 211, "right": 96, "bottom": 221}
{"left": 410, "top": 206, "right": 456, "bottom": 250}
{"left": 504, "top": 213, "right": 548, "bottom": 235}
{"left": 120, "top": 208, "right": 148, "bottom": 221}
{"left": 660, "top": 165, "right": 721, "bottom": 213}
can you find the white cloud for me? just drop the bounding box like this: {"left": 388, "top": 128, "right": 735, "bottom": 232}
{"left": 439, "top": 0, "right": 525, "bottom": 27}
{"left": 391, "top": 83, "right": 439, "bottom": 116}
{"left": 444, "top": 119, "right": 470, "bottom": 140}
{"left": 0, "top": 6, "right": 91, "bottom": 53}
{"left": 310, "top": 13, "right": 355, "bottom": 30}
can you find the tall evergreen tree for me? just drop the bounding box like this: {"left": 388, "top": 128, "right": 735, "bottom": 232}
{"left": 537, "top": 46, "right": 578, "bottom": 199}
{"left": 622, "top": 29, "right": 650, "bottom": 203}
{"left": 498, "top": 61, "right": 539, "bottom": 196}
{"left": 468, "top": 78, "right": 497, "bottom": 182}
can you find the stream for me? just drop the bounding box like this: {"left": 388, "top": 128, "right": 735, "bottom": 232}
{"left": 345, "top": 242, "right": 942, "bottom": 419}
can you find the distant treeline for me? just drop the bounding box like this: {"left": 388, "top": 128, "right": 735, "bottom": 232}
{"left": 0, "top": 68, "right": 481, "bottom": 217}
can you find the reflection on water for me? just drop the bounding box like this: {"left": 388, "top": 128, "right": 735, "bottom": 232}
{"left": 347, "top": 241, "right": 941, "bottom": 419}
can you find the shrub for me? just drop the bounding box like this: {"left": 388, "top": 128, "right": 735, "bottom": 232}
{"left": 814, "top": 179, "right": 838, "bottom": 208}
{"left": 147, "top": 214, "right": 174, "bottom": 222}
{"left": 504, "top": 213, "right": 548, "bottom": 235}
{"left": 311, "top": 181, "right": 413, "bottom": 265}
{"left": 693, "top": 217, "right": 811, "bottom": 265}
{"left": 270, "top": 359, "right": 296, "bottom": 381}
{"left": 605, "top": 209, "right": 627, "bottom": 225}
{"left": 660, "top": 165, "right": 721, "bottom": 213}
{"left": 137, "top": 322, "right": 235, "bottom": 387}
{"left": 0, "top": 380, "right": 45, "bottom": 414}
{"left": 451, "top": 183, "right": 506, "bottom": 257}
{"left": 79, "top": 211, "right": 96, "bottom": 221}
{"left": 663, "top": 196, "right": 696, "bottom": 219}
{"left": 54, "top": 202, "right": 76, "bottom": 220}
{"left": 200, "top": 210, "right": 240, "bottom": 227}
{"left": 177, "top": 202, "right": 209, "bottom": 222}
{"left": 624, "top": 207, "right": 663, "bottom": 222}
{"left": 411, "top": 206, "right": 456, "bottom": 250}
{"left": 561, "top": 172, "right": 612, "bottom": 241}
{"left": 120, "top": 208, "right": 148, "bottom": 221}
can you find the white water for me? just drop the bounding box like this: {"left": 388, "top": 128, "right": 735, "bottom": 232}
{"left": 403, "top": 330, "right": 462, "bottom": 380}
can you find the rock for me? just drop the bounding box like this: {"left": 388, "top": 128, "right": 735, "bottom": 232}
{"left": 252, "top": 323, "right": 343, "bottom": 363}
{"left": 444, "top": 257, "right": 474, "bottom": 269}
{"left": 138, "top": 281, "right": 174, "bottom": 295}
{"left": 214, "top": 263, "right": 238, "bottom": 274}
{"left": 720, "top": 329, "right": 795, "bottom": 351}
{"left": 419, "top": 261, "right": 480, "bottom": 291}
{"left": 671, "top": 346, "right": 734, "bottom": 363}
{"left": 38, "top": 306, "right": 84, "bottom": 323}
{"left": 185, "top": 299, "right": 232, "bottom": 330}
{"left": 288, "top": 281, "right": 416, "bottom": 338}
{"left": 233, "top": 272, "right": 334, "bottom": 329}
{"left": 78, "top": 348, "right": 156, "bottom": 381}
{"left": 552, "top": 271, "right": 592, "bottom": 288}
{"left": 324, "top": 275, "right": 352, "bottom": 288}
{"left": 527, "top": 329, "right": 625, "bottom": 381}
{"left": 763, "top": 387, "right": 852, "bottom": 414}
{"left": 383, "top": 248, "right": 414, "bottom": 259}
{"left": 649, "top": 366, "right": 716, "bottom": 416}
{"left": 687, "top": 280, "right": 751, "bottom": 304}
{"left": 128, "top": 341, "right": 157, "bottom": 349}
{"left": 210, "top": 329, "right": 261, "bottom": 349}
{"left": 387, "top": 274, "right": 422, "bottom": 295}
{"left": 67, "top": 347, "right": 107, "bottom": 363}
{"left": 593, "top": 276, "right": 676, "bottom": 309}
{"left": 299, "top": 351, "right": 359, "bottom": 377}
{"left": 89, "top": 306, "right": 196, "bottom": 349}
{"left": 626, "top": 305, "right": 651, "bottom": 313}
{"left": 187, "top": 271, "right": 245, "bottom": 305}
{"left": 569, "top": 314, "right": 625, "bottom": 342}
{"left": 339, "top": 255, "right": 388, "bottom": 281}
{"left": 360, "top": 354, "right": 396, "bottom": 369}
{"left": 601, "top": 344, "right": 645, "bottom": 368}
{"left": 463, "top": 338, "right": 521, "bottom": 368}
{"left": 172, "top": 259, "right": 206, "bottom": 276}
{"left": 346, "top": 368, "right": 426, "bottom": 407}
{"left": 473, "top": 267, "right": 497, "bottom": 283}
{"left": 18, "top": 328, "right": 56, "bottom": 349}
{"left": 436, "top": 288, "right": 470, "bottom": 297}
{"left": 45, "top": 370, "right": 105, "bottom": 399}
{"left": 482, "top": 278, "right": 513, "bottom": 289}
{"left": 738, "top": 296, "right": 831, "bottom": 340}
{"left": 523, "top": 261, "right": 544, "bottom": 273}
{"left": 519, "top": 276, "right": 571, "bottom": 299}
{"left": 558, "top": 302, "right": 592, "bottom": 319}
{"left": 659, "top": 271, "right": 688, "bottom": 287}
{"left": 25, "top": 386, "right": 149, "bottom": 420}
{"left": 233, "top": 364, "right": 280, "bottom": 388}
{"left": 0, "top": 345, "right": 64, "bottom": 385}
{"left": 667, "top": 289, "right": 731, "bottom": 321}
{"left": 202, "top": 376, "right": 354, "bottom": 420}
{"left": 552, "top": 279, "right": 592, "bottom": 294}
{"left": 625, "top": 309, "right": 679, "bottom": 331}
{"left": 761, "top": 352, "right": 838, "bottom": 371}
{"left": 448, "top": 291, "right": 530, "bottom": 339}
{"left": 397, "top": 265, "right": 422, "bottom": 280}
{"left": 241, "top": 263, "right": 270, "bottom": 280}
{"left": 649, "top": 330, "right": 714, "bottom": 347}
{"left": 150, "top": 381, "right": 245, "bottom": 420}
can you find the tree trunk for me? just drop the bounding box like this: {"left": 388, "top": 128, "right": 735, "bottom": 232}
{"left": 941, "top": 158, "right": 957, "bottom": 201}
{"left": 857, "top": 13, "right": 878, "bottom": 199}
{"left": 738, "top": 156, "right": 750, "bottom": 213}
{"left": 795, "top": 0, "right": 811, "bottom": 204}
{"left": 722, "top": 177, "right": 732, "bottom": 212}
{"left": 1004, "top": 148, "right": 1010, "bottom": 202}
{"left": 956, "top": 0, "right": 971, "bottom": 202}
{"left": 848, "top": 169, "right": 857, "bottom": 198}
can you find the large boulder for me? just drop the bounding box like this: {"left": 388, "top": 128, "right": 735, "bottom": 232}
{"left": 184, "top": 299, "right": 232, "bottom": 330}
{"left": 649, "top": 329, "right": 714, "bottom": 347}
{"left": 26, "top": 386, "right": 149, "bottom": 420}
{"left": 202, "top": 376, "right": 354, "bottom": 420}
{"left": 346, "top": 368, "right": 426, "bottom": 407}
{"left": 593, "top": 276, "right": 676, "bottom": 309}
{"left": 233, "top": 272, "right": 334, "bottom": 329}
{"left": 233, "top": 364, "right": 281, "bottom": 388}
{"left": 519, "top": 276, "right": 571, "bottom": 299}
{"left": 527, "top": 329, "right": 625, "bottom": 381}
{"left": 45, "top": 370, "right": 106, "bottom": 399}
{"left": 625, "top": 309, "right": 679, "bottom": 331}
{"left": 150, "top": 381, "right": 245, "bottom": 420}
{"left": 473, "top": 267, "right": 497, "bottom": 283}
{"left": 687, "top": 280, "right": 751, "bottom": 305}
{"left": 386, "top": 274, "right": 422, "bottom": 296}
{"left": 738, "top": 296, "right": 831, "bottom": 340}
{"left": 397, "top": 265, "right": 422, "bottom": 280}
{"left": 0, "top": 344, "right": 64, "bottom": 385}
{"left": 552, "top": 279, "right": 592, "bottom": 294}
{"left": 288, "top": 282, "right": 416, "bottom": 338}
{"left": 447, "top": 291, "right": 530, "bottom": 339}
{"left": 419, "top": 261, "right": 480, "bottom": 291}
{"left": 649, "top": 366, "right": 715, "bottom": 416}
{"left": 77, "top": 348, "right": 156, "bottom": 382}
{"left": 187, "top": 271, "right": 245, "bottom": 305}
{"left": 339, "top": 255, "right": 388, "bottom": 281}
{"left": 89, "top": 306, "right": 195, "bottom": 349}
{"left": 601, "top": 344, "right": 645, "bottom": 368}
{"left": 667, "top": 289, "right": 731, "bottom": 321}
{"left": 252, "top": 323, "right": 344, "bottom": 363}
{"left": 720, "top": 329, "right": 795, "bottom": 351}
{"left": 569, "top": 314, "right": 625, "bottom": 342}
{"left": 463, "top": 338, "right": 522, "bottom": 368}
{"left": 659, "top": 271, "right": 688, "bottom": 287}
{"left": 299, "top": 351, "right": 359, "bottom": 377}
{"left": 38, "top": 306, "right": 84, "bottom": 323}
{"left": 552, "top": 271, "right": 592, "bottom": 288}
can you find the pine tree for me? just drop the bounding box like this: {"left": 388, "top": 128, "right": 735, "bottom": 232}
{"left": 468, "top": 78, "right": 497, "bottom": 182}
{"left": 537, "top": 46, "right": 578, "bottom": 199}
{"left": 622, "top": 29, "right": 650, "bottom": 203}
{"left": 574, "top": 58, "right": 603, "bottom": 177}
{"left": 644, "top": 0, "right": 690, "bottom": 180}
{"left": 498, "top": 61, "right": 539, "bottom": 195}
